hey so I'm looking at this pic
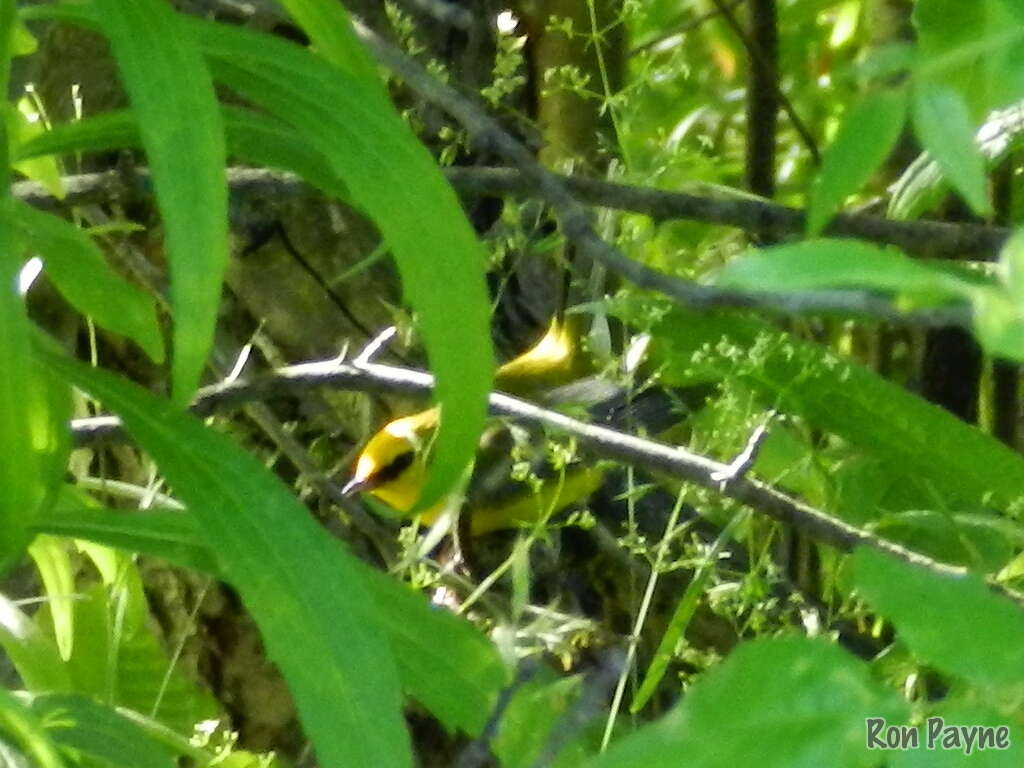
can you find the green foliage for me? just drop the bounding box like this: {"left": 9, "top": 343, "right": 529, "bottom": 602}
{"left": 855, "top": 548, "right": 1024, "bottom": 689}
{"left": 807, "top": 88, "right": 907, "bottom": 235}
{"left": 591, "top": 637, "right": 908, "bottom": 768}
{"left": 712, "top": 239, "right": 973, "bottom": 305}
{"left": 90, "top": 0, "right": 228, "bottom": 406}
{"left": 38, "top": 343, "right": 413, "bottom": 767}
{"left": 7, "top": 1, "right": 1024, "bottom": 766}
{"left": 33, "top": 500, "right": 509, "bottom": 737}
{"left": 649, "top": 307, "right": 1024, "bottom": 515}
{"left": 910, "top": 81, "right": 990, "bottom": 216}
{"left": 16, "top": 202, "right": 164, "bottom": 362}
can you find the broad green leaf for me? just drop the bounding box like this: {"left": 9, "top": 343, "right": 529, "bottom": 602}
{"left": 26, "top": 535, "right": 75, "bottom": 661}
{"left": 91, "top": 0, "right": 227, "bottom": 405}
{"left": 973, "top": 287, "right": 1024, "bottom": 360}
{"left": 890, "top": 702, "right": 1024, "bottom": 766}
{"left": 188, "top": 17, "right": 493, "bottom": 509}
{"left": 649, "top": 308, "right": 1024, "bottom": 510}
{"left": 854, "top": 547, "right": 1024, "bottom": 688}
{"left": 591, "top": 637, "right": 906, "bottom": 768}
{"left": 34, "top": 496, "right": 508, "bottom": 736}
{"left": 35, "top": 503, "right": 217, "bottom": 575}
{"left": 14, "top": 109, "right": 138, "bottom": 161}
{"left": 807, "top": 88, "right": 907, "bottom": 235}
{"left": 38, "top": 343, "right": 412, "bottom": 767}
{"left": 16, "top": 202, "right": 164, "bottom": 362}
{"left": 29, "top": 693, "right": 204, "bottom": 768}
{"left": 0, "top": 594, "right": 70, "bottom": 692}
{"left": 12, "top": 15, "right": 35, "bottom": 56}
{"left": 712, "top": 239, "right": 973, "bottom": 306}
{"left": 911, "top": 80, "right": 990, "bottom": 216}
{"left": 0, "top": 689, "right": 64, "bottom": 768}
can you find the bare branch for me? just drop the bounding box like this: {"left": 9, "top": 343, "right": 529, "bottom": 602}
{"left": 68, "top": 355, "right": 1022, "bottom": 605}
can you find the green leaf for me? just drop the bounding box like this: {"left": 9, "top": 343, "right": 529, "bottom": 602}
{"left": 14, "top": 109, "right": 138, "bottom": 160}
{"left": 34, "top": 494, "right": 509, "bottom": 737}
{"left": 712, "top": 240, "right": 973, "bottom": 306}
{"left": 649, "top": 309, "right": 1024, "bottom": 510}
{"left": 29, "top": 693, "right": 203, "bottom": 768}
{"left": 0, "top": 689, "right": 65, "bottom": 768}
{"left": 854, "top": 547, "right": 1024, "bottom": 688}
{"left": 914, "top": 0, "right": 1024, "bottom": 119}
{"left": 275, "top": 0, "right": 381, "bottom": 84}
{"left": 0, "top": 67, "right": 43, "bottom": 573}
{"left": 16, "top": 202, "right": 164, "bottom": 362}
{"left": 0, "top": 593, "right": 71, "bottom": 692}
{"left": 16, "top": 106, "right": 351, "bottom": 206}
{"left": 911, "top": 80, "right": 990, "bottom": 216}
{"left": 972, "top": 286, "right": 1024, "bottom": 360}
{"left": 91, "top": 0, "right": 228, "bottom": 405}
{"left": 35, "top": 503, "right": 218, "bottom": 575}
{"left": 32, "top": 566, "right": 218, "bottom": 735}
{"left": 9, "top": 99, "right": 63, "bottom": 199}
{"left": 807, "top": 88, "right": 907, "bottom": 235}
{"left": 871, "top": 510, "right": 1021, "bottom": 571}
{"left": 188, "top": 17, "right": 493, "bottom": 508}
{"left": 493, "top": 673, "right": 590, "bottom": 768}
{"left": 37, "top": 342, "right": 412, "bottom": 767}
{"left": 591, "top": 637, "right": 907, "bottom": 768}
{"left": 26, "top": 535, "right": 75, "bottom": 661}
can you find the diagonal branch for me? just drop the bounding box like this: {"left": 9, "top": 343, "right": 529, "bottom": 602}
{"left": 68, "top": 355, "right": 1023, "bottom": 606}
{"left": 349, "top": 23, "right": 980, "bottom": 329}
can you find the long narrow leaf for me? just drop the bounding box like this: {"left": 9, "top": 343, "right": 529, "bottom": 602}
{"left": 91, "top": 0, "right": 227, "bottom": 404}
{"left": 36, "top": 340, "right": 411, "bottom": 767}
{"left": 34, "top": 500, "right": 508, "bottom": 736}
{"left": 189, "top": 17, "right": 493, "bottom": 508}
{"left": 0, "top": 0, "right": 41, "bottom": 571}
{"left": 275, "top": 0, "right": 380, "bottom": 84}
{"left": 16, "top": 106, "right": 351, "bottom": 205}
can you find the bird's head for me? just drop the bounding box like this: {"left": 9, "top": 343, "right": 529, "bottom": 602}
{"left": 342, "top": 408, "right": 439, "bottom": 513}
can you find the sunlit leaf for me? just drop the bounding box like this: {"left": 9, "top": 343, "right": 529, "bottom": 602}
{"left": 807, "top": 88, "right": 907, "bottom": 235}
{"left": 34, "top": 495, "right": 508, "bottom": 736}
{"left": 16, "top": 202, "right": 164, "bottom": 362}
{"left": 712, "top": 239, "right": 973, "bottom": 306}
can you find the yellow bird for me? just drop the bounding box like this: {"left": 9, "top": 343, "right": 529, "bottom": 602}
{"left": 341, "top": 314, "right": 605, "bottom": 535}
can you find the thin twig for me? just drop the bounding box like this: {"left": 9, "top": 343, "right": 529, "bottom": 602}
{"left": 709, "top": 0, "right": 820, "bottom": 163}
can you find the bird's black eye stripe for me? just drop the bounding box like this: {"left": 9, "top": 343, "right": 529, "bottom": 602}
{"left": 372, "top": 450, "right": 416, "bottom": 484}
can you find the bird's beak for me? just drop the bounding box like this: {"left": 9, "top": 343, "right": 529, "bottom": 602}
{"left": 341, "top": 475, "right": 371, "bottom": 497}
